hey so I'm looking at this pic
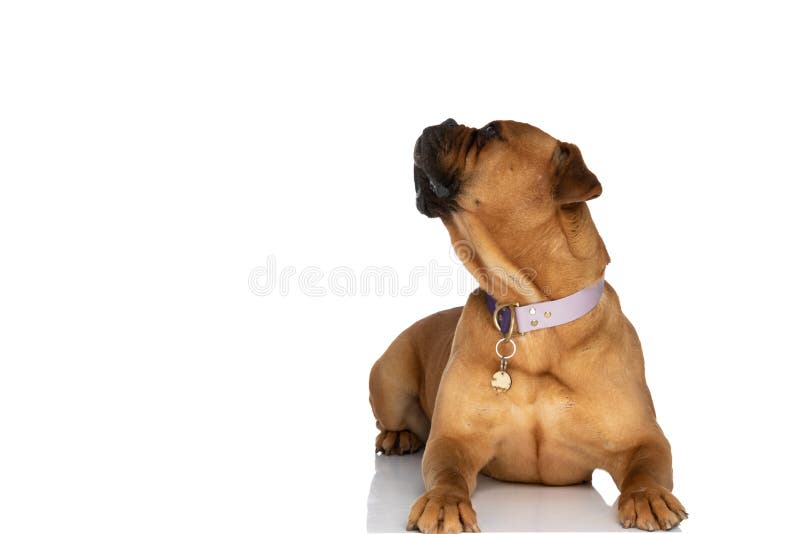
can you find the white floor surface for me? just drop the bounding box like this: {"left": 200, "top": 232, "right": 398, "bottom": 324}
{"left": 367, "top": 453, "right": 676, "bottom": 532}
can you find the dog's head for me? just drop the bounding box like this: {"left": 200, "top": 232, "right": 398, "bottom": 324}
{"left": 414, "top": 119, "right": 601, "bottom": 220}
{"left": 413, "top": 119, "right": 607, "bottom": 300}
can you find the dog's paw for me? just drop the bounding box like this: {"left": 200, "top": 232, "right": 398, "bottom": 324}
{"left": 407, "top": 489, "right": 479, "bottom": 533}
{"left": 375, "top": 429, "right": 423, "bottom": 456}
{"left": 618, "top": 486, "right": 687, "bottom": 531}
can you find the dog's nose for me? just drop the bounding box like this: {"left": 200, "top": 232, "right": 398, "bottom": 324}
{"left": 441, "top": 118, "right": 458, "bottom": 128}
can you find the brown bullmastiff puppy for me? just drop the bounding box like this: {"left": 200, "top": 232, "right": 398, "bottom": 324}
{"left": 369, "top": 119, "right": 687, "bottom": 533}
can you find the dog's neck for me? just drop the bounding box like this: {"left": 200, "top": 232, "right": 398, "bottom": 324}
{"left": 446, "top": 202, "right": 609, "bottom": 303}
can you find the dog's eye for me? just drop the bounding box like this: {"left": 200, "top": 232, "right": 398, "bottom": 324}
{"left": 479, "top": 123, "right": 498, "bottom": 139}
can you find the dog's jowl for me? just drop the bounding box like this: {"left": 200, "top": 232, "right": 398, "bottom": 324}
{"left": 369, "top": 119, "right": 687, "bottom": 532}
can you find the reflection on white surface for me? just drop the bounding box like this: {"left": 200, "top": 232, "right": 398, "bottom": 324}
{"left": 367, "top": 453, "right": 680, "bottom": 532}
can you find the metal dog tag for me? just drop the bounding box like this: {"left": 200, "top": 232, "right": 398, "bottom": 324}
{"left": 493, "top": 337, "right": 516, "bottom": 392}
{"left": 491, "top": 370, "right": 512, "bottom": 392}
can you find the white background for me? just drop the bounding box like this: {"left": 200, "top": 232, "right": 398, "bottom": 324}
{"left": 2, "top": 1, "right": 799, "bottom": 532}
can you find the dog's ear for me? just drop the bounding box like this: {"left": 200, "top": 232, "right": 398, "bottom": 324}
{"left": 552, "top": 142, "right": 602, "bottom": 205}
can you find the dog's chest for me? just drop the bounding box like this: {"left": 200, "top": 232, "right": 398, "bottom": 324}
{"left": 479, "top": 372, "right": 605, "bottom": 484}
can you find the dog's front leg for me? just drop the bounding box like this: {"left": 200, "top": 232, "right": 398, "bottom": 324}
{"left": 407, "top": 435, "right": 486, "bottom": 533}
{"left": 610, "top": 439, "right": 688, "bottom": 531}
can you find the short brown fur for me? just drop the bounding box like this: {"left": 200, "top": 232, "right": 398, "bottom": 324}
{"left": 369, "top": 120, "right": 686, "bottom": 533}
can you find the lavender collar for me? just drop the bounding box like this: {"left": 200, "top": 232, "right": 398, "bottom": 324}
{"left": 486, "top": 278, "right": 605, "bottom": 336}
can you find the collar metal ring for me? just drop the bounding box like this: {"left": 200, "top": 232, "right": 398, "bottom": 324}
{"left": 495, "top": 337, "right": 517, "bottom": 360}
{"left": 492, "top": 303, "right": 518, "bottom": 339}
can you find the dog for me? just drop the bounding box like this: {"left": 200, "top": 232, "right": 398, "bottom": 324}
{"left": 368, "top": 119, "right": 687, "bottom": 532}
